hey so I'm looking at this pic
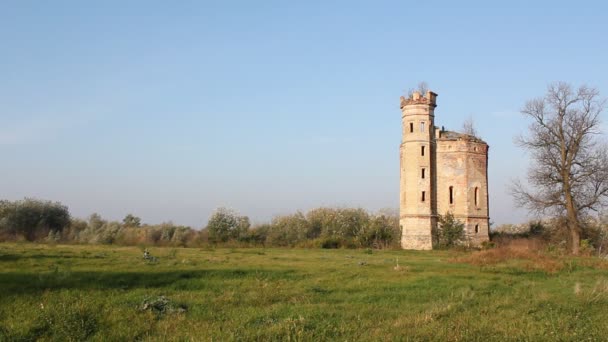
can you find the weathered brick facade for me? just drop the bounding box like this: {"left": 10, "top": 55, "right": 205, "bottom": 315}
{"left": 399, "top": 91, "right": 490, "bottom": 250}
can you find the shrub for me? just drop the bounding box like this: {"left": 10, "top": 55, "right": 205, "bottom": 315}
{"left": 0, "top": 198, "right": 70, "bottom": 241}
{"left": 122, "top": 214, "right": 142, "bottom": 227}
{"left": 266, "top": 212, "right": 310, "bottom": 247}
{"left": 433, "top": 212, "right": 465, "bottom": 249}
{"left": 206, "top": 208, "right": 250, "bottom": 243}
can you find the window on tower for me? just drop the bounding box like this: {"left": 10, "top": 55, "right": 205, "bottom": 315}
{"left": 421, "top": 145, "right": 425, "bottom": 156}
{"left": 449, "top": 186, "right": 454, "bottom": 204}
{"left": 420, "top": 121, "right": 425, "bottom": 132}
{"left": 421, "top": 168, "right": 425, "bottom": 179}
{"left": 409, "top": 122, "right": 414, "bottom": 133}
{"left": 474, "top": 187, "right": 479, "bottom": 207}
{"left": 421, "top": 191, "right": 426, "bottom": 202}
{"left": 475, "top": 224, "right": 479, "bottom": 234}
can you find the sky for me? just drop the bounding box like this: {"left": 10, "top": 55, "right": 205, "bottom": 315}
{"left": 1, "top": 1, "right": 607, "bottom": 228}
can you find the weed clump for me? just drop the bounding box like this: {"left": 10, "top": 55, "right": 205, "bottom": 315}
{"left": 17, "top": 297, "right": 99, "bottom": 341}
{"left": 139, "top": 296, "right": 187, "bottom": 317}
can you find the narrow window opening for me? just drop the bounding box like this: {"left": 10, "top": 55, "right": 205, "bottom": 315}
{"left": 420, "top": 121, "right": 425, "bottom": 132}
{"left": 409, "top": 122, "right": 414, "bottom": 133}
{"left": 421, "top": 146, "right": 425, "bottom": 156}
{"left": 449, "top": 186, "right": 454, "bottom": 204}
{"left": 474, "top": 224, "right": 479, "bottom": 234}
{"left": 474, "top": 187, "right": 479, "bottom": 207}
{"left": 421, "top": 191, "right": 426, "bottom": 202}
{"left": 421, "top": 168, "right": 426, "bottom": 179}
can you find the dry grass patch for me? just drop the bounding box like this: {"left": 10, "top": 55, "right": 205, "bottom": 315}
{"left": 453, "top": 239, "right": 565, "bottom": 273}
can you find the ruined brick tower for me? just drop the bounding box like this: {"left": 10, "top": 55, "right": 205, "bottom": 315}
{"left": 399, "top": 90, "right": 490, "bottom": 250}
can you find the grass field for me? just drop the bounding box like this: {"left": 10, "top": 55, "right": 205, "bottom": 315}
{"left": 1, "top": 243, "right": 607, "bottom": 341}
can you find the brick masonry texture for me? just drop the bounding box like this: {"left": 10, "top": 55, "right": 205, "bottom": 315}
{"left": 399, "top": 91, "right": 490, "bottom": 249}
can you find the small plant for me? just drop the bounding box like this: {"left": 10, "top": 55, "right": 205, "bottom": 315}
{"left": 363, "top": 248, "right": 373, "bottom": 255}
{"left": 575, "top": 280, "right": 608, "bottom": 305}
{"left": 393, "top": 257, "right": 407, "bottom": 272}
{"left": 143, "top": 249, "right": 158, "bottom": 263}
{"left": 580, "top": 239, "right": 595, "bottom": 255}
{"left": 481, "top": 241, "right": 495, "bottom": 250}
{"left": 139, "top": 296, "right": 187, "bottom": 317}
{"left": 26, "top": 297, "right": 98, "bottom": 341}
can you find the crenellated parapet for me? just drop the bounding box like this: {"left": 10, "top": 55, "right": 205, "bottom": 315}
{"left": 400, "top": 91, "right": 438, "bottom": 109}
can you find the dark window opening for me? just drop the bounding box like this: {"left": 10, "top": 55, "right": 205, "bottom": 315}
{"left": 474, "top": 224, "right": 479, "bottom": 234}
{"left": 449, "top": 186, "right": 454, "bottom": 204}
{"left": 409, "top": 122, "right": 414, "bottom": 133}
{"left": 421, "top": 191, "right": 426, "bottom": 202}
{"left": 421, "top": 168, "right": 426, "bottom": 179}
{"left": 421, "top": 146, "right": 425, "bottom": 156}
{"left": 474, "top": 187, "right": 479, "bottom": 207}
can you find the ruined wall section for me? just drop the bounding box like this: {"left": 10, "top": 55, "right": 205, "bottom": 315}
{"left": 436, "top": 135, "right": 490, "bottom": 245}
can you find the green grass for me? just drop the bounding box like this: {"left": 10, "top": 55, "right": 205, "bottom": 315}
{"left": 0, "top": 243, "right": 607, "bottom": 341}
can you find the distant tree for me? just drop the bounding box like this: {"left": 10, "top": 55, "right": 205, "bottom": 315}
{"left": 512, "top": 82, "right": 608, "bottom": 254}
{"left": 0, "top": 198, "right": 70, "bottom": 241}
{"left": 267, "top": 212, "right": 310, "bottom": 246}
{"left": 462, "top": 116, "right": 478, "bottom": 137}
{"left": 206, "top": 208, "right": 250, "bottom": 243}
{"left": 407, "top": 81, "right": 430, "bottom": 97}
{"left": 359, "top": 214, "right": 395, "bottom": 248}
{"left": 87, "top": 213, "right": 105, "bottom": 231}
{"left": 433, "top": 212, "right": 465, "bottom": 248}
{"left": 122, "top": 214, "right": 141, "bottom": 227}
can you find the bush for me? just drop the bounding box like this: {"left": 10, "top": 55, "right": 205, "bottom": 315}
{"left": 0, "top": 198, "right": 70, "bottom": 241}
{"left": 206, "top": 208, "right": 250, "bottom": 243}
{"left": 433, "top": 212, "right": 465, "bottom": 249}
{"left": 266, "top": 212, "right": 310, "bottom": 247}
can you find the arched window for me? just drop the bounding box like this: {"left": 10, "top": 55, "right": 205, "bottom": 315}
{"left": 449, "top": 186, "right": 454, "bottom": 204}
{"left": 474, "top": 224, "right": 479, "bottom": 234}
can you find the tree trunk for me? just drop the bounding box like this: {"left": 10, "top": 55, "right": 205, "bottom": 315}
{"left": 564, "top": 170, "right": 580, "bottom": 255}
{"left": 570, "top": 223, "right": 580, "bottom": 255}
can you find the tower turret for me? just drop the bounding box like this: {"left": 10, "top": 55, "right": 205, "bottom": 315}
{"left": 399, "top": 91, "right": 438, "bottom": 250}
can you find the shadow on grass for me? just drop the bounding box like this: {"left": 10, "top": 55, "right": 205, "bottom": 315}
{"left": 0, "top": 253, "right": 106, "bottom": 262}
{"left": 0, "top": 268, "right": 301, "bottom": 295}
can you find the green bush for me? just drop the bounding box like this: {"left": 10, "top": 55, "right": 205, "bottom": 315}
{"left": 0, "top": 198, "right": 70, "bottom": 241}
{"left": 433, "top": 212, "right": 465, "bottom": 249}
{"left": 206, "top": 208, "right": 250, "bottom": 243}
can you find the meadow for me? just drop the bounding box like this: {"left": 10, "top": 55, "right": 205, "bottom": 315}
{"left": 1, "top": 243, "right": 607, "bottom": 341}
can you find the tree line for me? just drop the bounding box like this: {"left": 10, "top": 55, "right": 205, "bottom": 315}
{"left": 0, "top": 198, "right": 401, "bottom": 248}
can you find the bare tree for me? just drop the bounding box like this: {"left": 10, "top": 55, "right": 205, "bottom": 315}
{"left": 512, "top": 82, "right": 608, "bottom": 254}
{"left": 406, "top": 82, "right": 429, "bottom": 97}
{"left": 462, "top": 115, "right": 478, "bottom": 137}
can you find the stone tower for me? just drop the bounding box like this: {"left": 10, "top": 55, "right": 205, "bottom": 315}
{"left": 399, "top": 91, "right": 438, "bottom": 250}
{"left": 399, "top": 89, "right": 490, "bottom": 250}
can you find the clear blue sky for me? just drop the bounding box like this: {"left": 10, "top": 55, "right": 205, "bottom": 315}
{"left": 1, "top": 1, "right": 607, "bottom": 228}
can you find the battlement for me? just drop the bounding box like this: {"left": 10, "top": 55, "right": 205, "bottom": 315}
{"left": 400, "top": 90, "right": 438, "bottom": 109}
